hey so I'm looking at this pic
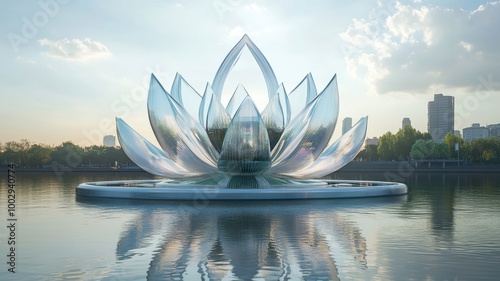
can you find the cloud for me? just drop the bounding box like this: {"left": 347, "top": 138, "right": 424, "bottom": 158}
{"left": 15, "top": 56, "right": 36, "bottom": 65}
{"left": 228, "top": 26, "right": 245, "bottom": 38}
{"left": 244, "top": 3, "right": 266, "bottom": 12}
{"left": 38, "top": 38, "right": 111, "bottom": 61}
{"left": 340, "top": 1, "right": 500, "bottom": 95}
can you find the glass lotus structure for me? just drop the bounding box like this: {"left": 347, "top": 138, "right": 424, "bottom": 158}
{"left": 117, "top": 35, "right": 367, "bottom": 182}
{"left": 77, "top": 35, "right": 407, "bottom": 199}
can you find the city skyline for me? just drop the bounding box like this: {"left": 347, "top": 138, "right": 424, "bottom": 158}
{"left": 1, "top": 1, "right": 500, "bottom": 146}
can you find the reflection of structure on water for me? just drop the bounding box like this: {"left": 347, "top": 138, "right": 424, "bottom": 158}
{"left": 115, "top": 205, "right": 368, "bottom": 280}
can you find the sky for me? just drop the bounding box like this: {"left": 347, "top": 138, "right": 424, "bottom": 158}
{"left": 1, "top": 0, "right": 499, "bottom": 147}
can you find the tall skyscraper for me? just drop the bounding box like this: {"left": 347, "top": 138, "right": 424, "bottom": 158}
{"left": 342, "top": 117, "right": 352, "bottom": 135}
{"left": 428, "top": 93, "right": 454, "bottom": 141}
{"left": 402, "top": 117, "right": 411, "bottom": 128}
{"left": 103, "top": 135, "right": 116, "bottom": 147}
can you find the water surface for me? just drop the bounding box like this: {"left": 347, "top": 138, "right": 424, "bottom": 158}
{"left": 1, "top": 171, "right": 499, "bottom": 280}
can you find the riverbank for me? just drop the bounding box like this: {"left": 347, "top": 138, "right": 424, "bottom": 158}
{"left": 2, "top": 161, "right": 499, "bottom": 173}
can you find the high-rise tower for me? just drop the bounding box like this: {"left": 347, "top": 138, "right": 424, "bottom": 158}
{"left": 428, "top": 94, "right": 454, "bottom": 141}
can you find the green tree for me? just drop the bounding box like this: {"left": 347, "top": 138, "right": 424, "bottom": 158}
{"left": 0, "top": 140, "right": 133, "bottom": 168}
{"left": 469, "top": 137, "right": 500, "bottom": 163}
{"left": 0, "top": 139, "right": 31, "bottom": 166}
{"left": 394, "top": 126, "right": 416, "bottom": 159}
{"left": 26, "top": 144, "right": 53, "bottom": 167}
{"left": 443, "top": 133, "right": 463, "bottom": 157}
{"left": 410, "top": 139, "right": 451, "bottom": 159}
{"left": 443, "top": 132, "right": 473, "bottom": 163}
{"left": 356, "top": 144, "right": 379, "bottom": 161}
{"left": 51, "top": 142, "right": 84, "bottom": 168}
{"left": 394, "top": 126, "right": 432, "bottom": 159}
{"left": 377, "top": 132, "right": 396, "bottom": 160}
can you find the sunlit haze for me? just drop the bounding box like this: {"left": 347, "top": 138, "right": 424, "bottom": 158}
{"left": 1, "top": 0, "right": 499, "bottom": 146}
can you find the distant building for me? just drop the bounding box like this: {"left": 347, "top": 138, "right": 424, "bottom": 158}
{"left": 454, "top": 130, "right": 461, "bottom": 138}
{"left": 428, "top": 93, "right": 454, "bottom": 141}
{"left": 365, "top": 137, "right": 379, "bottom": 146}
{"left": 342, "top": 117, "right": 352, "bottom": 135}
{"left": 463, "top": 123, "right": 488, "bottom": 141}
{"left": 103, "top": 135, "right": 116, "bottom": 147}
{"left": 487, "top": 123, "right": 500, "bottom": 137}
{"left": 402, "top": 118, "right": 411, "bottom": 129}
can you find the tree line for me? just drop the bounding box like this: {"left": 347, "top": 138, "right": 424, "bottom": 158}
{"left": 3, "top": 129, "right": 500, "bottom": 169}
{"left": 0, "top": 139, "right": 132, "bottom": 168}
{"left": 356, "top": 126, "right": 500, "bottom": 164}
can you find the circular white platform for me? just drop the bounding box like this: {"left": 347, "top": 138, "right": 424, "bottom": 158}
{"left": 76, "top": 179, "right": 407, "bottom": 200}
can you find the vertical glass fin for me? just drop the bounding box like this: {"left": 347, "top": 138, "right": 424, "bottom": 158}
{"left": 218, "top": 97, "right": 271, "bottom": 175}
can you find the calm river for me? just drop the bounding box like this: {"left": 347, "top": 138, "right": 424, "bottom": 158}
{"left": 1, "top": 171, "right": 499, "bottom": 280}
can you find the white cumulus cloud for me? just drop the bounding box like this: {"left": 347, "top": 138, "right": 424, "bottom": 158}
{"left": 340, "top": 1, "right": 500, "bottom": 95}
{"left": 38, "top": 38, "right": 111, "bottom": 61}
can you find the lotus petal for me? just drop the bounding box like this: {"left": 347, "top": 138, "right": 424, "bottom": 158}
{"left": 288, "top": 73, "right": 317, "bottom": 121}
{"left": 199, "top": 83, "right": 215, "bottom": 129}
{"left": 170, "top": 73, "right": 202, "bottom": 121}
{"left": 267, "top": 74, "right": 339, "bottom": 174}
{"left": 287, "top": 117, "right": 368, "bottom": 178}
{"left": 226, "top": 84, "right": 250, "bottom": 118}
{"left": 212, "top": 34, "right": 279, "bottom": 100}
{"left": 276, "top": 83, "right": 291, "bottom": 126}
{"left": 261, "top": 84, "right": 287, "bottom": 150}
{"left": 218, "top": 97, "right": 271, "bottom": 175}
{"left": 115, "top": 35, "right": 367, "bottom": 180}
{"left": 206, "top": 94, "right": 232, "bottom": 152}
{"left": 116, "top": 118, "right": 200, "bottom": 178}
{"left": 147, "top": 74, "right": 219, "bottom": 173}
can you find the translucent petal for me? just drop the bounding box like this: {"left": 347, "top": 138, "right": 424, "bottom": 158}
{"left": 198, "top": 83, "right": 215, "bottom": 129}
{"left": 261, "top": 84, "right": 287, "bottom": 150}
{"left": 116, "top": 118, "right": 201, "bottom": 178}
{"left": 225, "top": 84, "right": 250, "bottom": 118}
{"left": 269, "top": 98, "right": 317, "bottom": 163}
{"left": 147, "top": 74, "right": 219, "bottom": 173}
{"left": 170, "top": 73, "right": 202, "bottom": 121}
{"left": 288, "top": 73, "right": 318, "bottom": 121}
{"left": 276, "top": 83, "right": 291, "bottom": 125}
{"left": 287, "top": 117, "right": 368, "bottom": 178}
{"left": 267, "top": 74, "right": 339, "bottom": 174}
{"left": 218, "top": 97, "right": 271, "bottom": 175}
{"left": 212, "top": 34, "right": 279, "bottom": 100}
{"left": 206, "top": 94, "right": 232, "bottom": 152}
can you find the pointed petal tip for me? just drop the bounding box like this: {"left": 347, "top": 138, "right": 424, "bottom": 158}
{"left": 115, "top": 117, "right": 123, "bottom": 127}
